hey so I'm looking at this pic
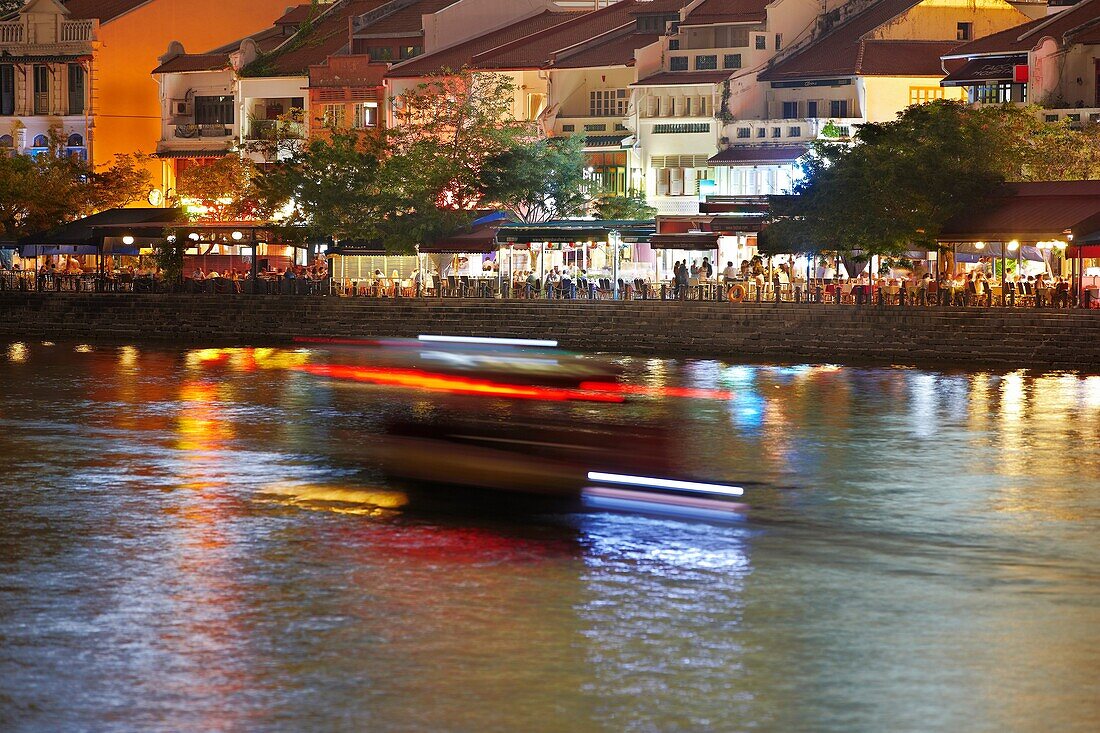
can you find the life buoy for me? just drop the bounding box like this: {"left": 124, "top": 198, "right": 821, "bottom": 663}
{"left": 727, "top": 284, "right": 745, "bottom": 303}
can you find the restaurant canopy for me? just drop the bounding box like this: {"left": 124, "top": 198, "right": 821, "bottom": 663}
{"left": 17, "top": 207, "right": 188, "bottom": 257}
{"left": 938, "top": 181, "right": 1100, "bottom": 244}
{"left": 496, "top": 220, "right": 655, "bottom": 245}
{"left": 940, "top": 55, "right": 1025, "bottom": 86}
{"left": 649, "top": 232, "right": 720, "bottom": 250}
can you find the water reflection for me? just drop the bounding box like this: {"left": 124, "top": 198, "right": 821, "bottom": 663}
{"left": 0, "top": 341, "right": 1098, "bottom": 732}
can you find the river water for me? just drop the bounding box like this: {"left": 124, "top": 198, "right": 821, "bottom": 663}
{"left": 1, "top": 340, "right": 1098, "bottom": 732}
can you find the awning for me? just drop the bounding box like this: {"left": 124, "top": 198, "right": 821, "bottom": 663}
{"left": 941, "top": 56, "right": 1023, "bottom": 87}
{"left": 422, "top": 226, "right": 500, "bottom": 253}
{"left": 708, "top": 145, "right": 808, "bottom": 166}
{"left": 497, "top": 219, "right": 655, "bottom": 245}
{"left": 153, "top": 148, "right": 232, "bottom": 159}
{"left": 329, "top": 239, "right": 385, "bottom": 256}
{"left": 649, "top": 232, "right": 720, "bottom": 250}
{"left": 584, "top": 134, "right": 629, "bottom": 149}
{"left": 1067, "top": 245, "right": 1100, "bottom": 258}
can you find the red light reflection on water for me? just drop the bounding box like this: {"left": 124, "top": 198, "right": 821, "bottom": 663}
{"left": 295, "top": 363, "right": 625, "bottom": 403}
{"left": 579, "top": 381, "right": 735, "bottom": 400}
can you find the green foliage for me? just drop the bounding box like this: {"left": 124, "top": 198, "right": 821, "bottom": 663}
{"left": 592, "top": 189, "right": 657, "bottom": 221}
{"left": 254, "top": 128, "right": 389, "bottom": 244}
{"left": 175, "top": 155, "right": 264, "bottom": 221}
{"left": 765, "top": 101, "right": 1100, "bottom": 257}
{"left": 0, "top": 145, "right": 151, "bottom": 239}
{"left": 479, "top": 135, "right": 591, "bottom": 223}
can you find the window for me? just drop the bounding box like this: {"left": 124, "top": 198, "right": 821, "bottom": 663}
{"left": 775, "top": 34, "right": 782, "bottom": 51}
{"left": 589, "top": 89, "right": 626, "bottom": 117}
{"left": 829, "top": 99, "right": 848, "bottom": 117}
{"left": 400, "top": 46, "right": 423, "bottom": 60}
{"left": 695, "top": 55, "right": 717, "bottom": 70}
{"left": 67, "top": 133, "right": 84, "bottom": 146}
{"left": 194, "top": 95, "right": 234, "bottom": 125}
{"left": 781, "top": 101, "right": 798, "bottom": 119}
{"left": 367, "top": 46, "right": 394, "bottom": 61}
{"left": 714, "top": 26, "right": 750, "bottom": 47}
{"left": 31, "top": 134, "right": 48, "bottom": 148}
{"left": 669, "top": 39, "right": 679, "bottom": 50}
{"left": 724, "top": 54, "right": 741, "bottom": 69}
{"left": 737, "top": 127, "right": 750, "bottom": 138}
{"left": 562, "top": 124, "right": 575, "bottom": 132}
{"left": 652, "top": 122, "right": 710, "bottom": 134}
{"left": 321, "top": 103, "right": 346, "bottom": 127}
{"left": 33, "top": 65, "right": 49, "bottom": 115}
{"left": 756, "top": 127, "right": 766, "bottom": 138}
{"left": 67, "top": 64, "right": 85, "bottom": 115}
{"left": 755, "top": 35, "right": 766, "bottom": 50}
{"left": 956, "top": 22, "right": 972, "bottom": 41}
{"left": 584, "top": 123, "right": 607, "bottom": 132}
{"left": 0, "top": 134, "right": 12, "bottom": 148}
{"left": 670, "top": 56, "right": 688, "bottom": 71}
{"left": 807, "top": 100, "right": 817, "bottom": 117}
{"left": 909, "top": 86, "right": 944, "bottom": 106}
{"left": 354, "top": 102, "right": 377, "bottom": 128}
{"left": 788, "top": 126, "right": 801, "bottom": 137}
{"left": 973, "top": 83, "right": 1013, "bottom": 104}
{"left": 772, "top": 127, "right": 782, "bottom": 138}
{"left": 0, "top": 64, "right": 13, "bottom": 116}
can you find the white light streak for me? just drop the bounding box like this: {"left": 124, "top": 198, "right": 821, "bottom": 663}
{"left": 417, "top": 335, "right": 558, "bottom": 347}
{"left": 587, "top": 472, "right": 744, "bottom": 497}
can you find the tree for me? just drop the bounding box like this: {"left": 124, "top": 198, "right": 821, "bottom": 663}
{"left": 391, "top": 69, "right": 532, "bottom": 215}
{"left": 174, "top": 155, "right": 263, "bottom": 221}
{"left": 0, "top": 145, "right": 151, "bottom": 239}
{"left": 764, "top": 101, "right": 1100, "bottom": 258}
{"left": 479, "top": 135, "right": 591, "bottom": 223}
{"left": 86, "top": 152, "right": 153, "bottom": 212}
{"left": 254, "top": 128, "right": 390, "bottom": 243}
{"left": 0, "top": 1, "right": 21, "bottom": 19}
{"left": 592, "top": 189, "right": 657, "bottom": 221}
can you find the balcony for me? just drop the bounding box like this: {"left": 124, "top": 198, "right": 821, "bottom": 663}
{"left": 0, "top": 18, "right": 97, "bottom": 46}
{"left": 171, "top": 123, "right": 232, "bottom": 139}
{"left": 244, "top": 119, "right": 305, "bottom": 142}
{"left": 0, "top": 21, "right": 23, "bottom": 43}
{"left": 1039, "top": 108, "right": 1100, "bottom": 129}
{"left": 724, "top": 117, "right": 864, "bottom": 144}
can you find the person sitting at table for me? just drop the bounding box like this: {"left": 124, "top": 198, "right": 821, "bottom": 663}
{"left": 206, "top": 269, "right": 221, "bottom": 280}
{"left": 722, "top": 261, "right": 737, "bottom": 283}
{"left": 1053, "top": 276, "right": 1070, "bottom": 307}
{"left": 525, "top": 270, "right": 537, "bottom": 298}
{"left": 545, "top": 266, "right": 561, "bottom": 298}
{"left": 700, "top": 257, "right": 713, "bottom": 279}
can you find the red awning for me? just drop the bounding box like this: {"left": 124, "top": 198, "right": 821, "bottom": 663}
{"left": 649, "top": 232, "right": 720, "bottom": 250}
{"left": 1067, "top": 245, "right": 1100, "bottom": 258}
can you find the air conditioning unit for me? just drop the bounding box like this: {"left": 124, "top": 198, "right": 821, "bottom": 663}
{"left": 172, "top": 100, "right": 191, "bottom": 116}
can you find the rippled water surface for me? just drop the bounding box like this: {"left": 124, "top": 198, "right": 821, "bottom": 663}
{"left": 1, "top": 340, "right": 1099, "bottom": 732}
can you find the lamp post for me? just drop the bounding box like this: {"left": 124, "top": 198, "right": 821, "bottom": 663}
{"left": 610, "top": 230, "right": 621, "bottom": 300}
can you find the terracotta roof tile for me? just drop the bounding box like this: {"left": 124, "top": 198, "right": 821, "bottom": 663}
{"left": 551, "top": 30, "right": 658, "bottom": 68}
{"left": 385, "top": 10, "right": 579, "bottom": 77}
{"left": 944, "top": 0, "right": 1100, "bottom": 57}
{"left": 65, "top": 0, "right": 149, "bottom": 22}
{"left": 708, "top": 144, "right": 808, "bottom": 165}
{"left": 759, "top": 0, "right": 965, "bottom": 81}
{"left": 152, "top": 53, "right": 229, "bottom": 74}
{"left": 248, "top": 0, "right": 389, "bottom": 76}
{"left": 683, "top": 0, "right": 772, "bottom": 26}
{"left": 632, "top": 69, "right": 730, "bottom": 85}
{"left": 469, "top": 1, "right": 648, "bottom": 70}
{"left": 353, "top": 0, "right": 460, "bottom": 36}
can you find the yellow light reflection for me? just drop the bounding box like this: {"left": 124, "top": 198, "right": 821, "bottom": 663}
{"left": 257, "top": 482, "right": 408, "bottom": 516}
{"left": 118, "top": 345, "right": 138, "bottom": 367}
{"left": 74, "top": 344, "right": 93, "bottom": 353}
{"left": 7, "top": 342, "right": 27, "bottom": 362}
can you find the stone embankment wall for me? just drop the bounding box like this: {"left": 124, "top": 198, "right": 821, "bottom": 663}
{"left": 1, "top": 293, "right": 1098, "bottom": 371}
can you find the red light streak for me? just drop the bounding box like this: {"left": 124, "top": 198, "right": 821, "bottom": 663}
{"left": 578, "top": 381, "right": 735, "bottom": 400}
{"left": 295, "top": 363, "right": 625, "bottom": 403}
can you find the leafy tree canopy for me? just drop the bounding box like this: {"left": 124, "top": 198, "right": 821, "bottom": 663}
{"left": 0, "top": 142, "right": 151, "bottom": 239}
{"left": 479, "top": 135, "right": 591, "bottom": 223}
{"left": 175, "top": 154, "right": 265, "bottom": 221}
{"left": 764, "top": 101, "right": 1100, "bottom": 257}
{"left": 592, "top": 189, "right": 657, "bottom": 221}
